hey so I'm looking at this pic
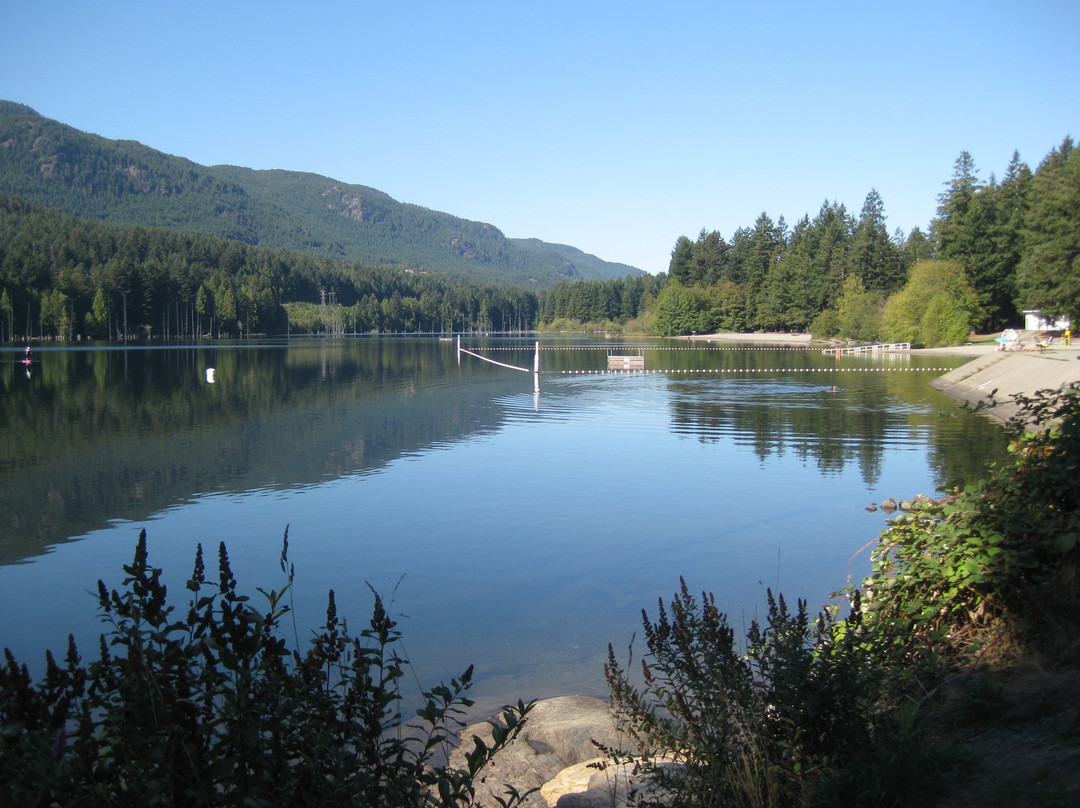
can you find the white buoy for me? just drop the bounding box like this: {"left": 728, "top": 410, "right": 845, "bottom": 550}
{"left": 205, "top": 367, "right": 216, "bottom": 383}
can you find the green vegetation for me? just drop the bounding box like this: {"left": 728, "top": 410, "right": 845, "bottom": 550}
{"left": 605, "top": 586, "right": 888, "bottom": 807}
{"left": 880, "top": 260, "right": 982, "bottom": 347}
{"left": 0, "top": 192, "right": 542, "bottom": 339}
{"left": 536, "top": 275, "right": 665, "bottom": 332}
{"left": 865, "top": 383, "right": 1080, "bottom": 669}
{"left": 539, "top": 136, "right": 1075, "bottom": 342}
{"left": 647, "top": 138, "right": 1076, "bottom": 341}
{"left": 1015, "top": 139, "right": 1080, "bottom": 327}
{"left": 603, "top": 383, "right": 1080, "bottom": 806}
{"left": 4, "top": 101, "right": 1074, "bottom": 345}
{"left": 0, "top": 101, "right": 641, "bottom": 289}
{"left": 0, "top": 529, "right": 534, "bottom": 807}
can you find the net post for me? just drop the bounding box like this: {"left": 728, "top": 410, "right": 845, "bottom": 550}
{"left": 533, "top": 341, "right": 540, "bottom": 394}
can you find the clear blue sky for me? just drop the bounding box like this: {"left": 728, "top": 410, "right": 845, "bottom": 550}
{"left": 2, "top": 0, "right": 1077, "bottom": 274}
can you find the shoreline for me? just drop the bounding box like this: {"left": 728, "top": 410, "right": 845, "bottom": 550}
{"left": 686, "top": 330, "right": 997, "bottom": 356}
{"left": 686, "top": 332, "right": 1079, "bottom": 425}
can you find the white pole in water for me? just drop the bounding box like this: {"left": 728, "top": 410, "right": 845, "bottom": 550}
{"left": 533, "top": 341, "right": 540, "bottom": 394}
{"left": 457, "top": 335, "right": 461, "bottom": 365}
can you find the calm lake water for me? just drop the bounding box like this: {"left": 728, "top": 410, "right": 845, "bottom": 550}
{"left": 0, "top": 337, "right": 1008, "bottom": 716}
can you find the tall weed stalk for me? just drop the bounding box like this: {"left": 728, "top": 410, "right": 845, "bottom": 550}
{"left": 604, "top": 580, "right": 881, "bottom": 808}
{"left": 0, "top": 527, "right": 533, "bottom": 807}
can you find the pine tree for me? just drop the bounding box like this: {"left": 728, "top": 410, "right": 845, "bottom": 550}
{"left": 1016, "top": 137, "right": 1080, "bottom": 325}
{"left": 851, "top": 189, "right": 904, "bottom": 294}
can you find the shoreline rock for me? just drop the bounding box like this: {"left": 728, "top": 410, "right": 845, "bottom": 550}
{"left": 451, "top": 695, "right": 644, "bottom": 808}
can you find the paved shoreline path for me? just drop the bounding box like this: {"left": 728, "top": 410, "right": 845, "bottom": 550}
{"left": 929, "top": 345, "right": 1080, "bottom": 425}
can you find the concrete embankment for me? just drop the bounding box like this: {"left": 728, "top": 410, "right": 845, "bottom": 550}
{"left": 929, "top": 344, "right": 1080, "bottom": 425}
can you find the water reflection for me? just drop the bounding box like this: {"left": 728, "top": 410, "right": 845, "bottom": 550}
{"left": 664, "top": 366, "right": 989, "bottom": 488}
{"left": 1, "top": 340, "right": 1007, "bottom": 569}
{"left": 0, "top": 339, "right": 521, "bottom": 564}
{"left": 0, "top": 338, "right": 1011, "bottom": 710}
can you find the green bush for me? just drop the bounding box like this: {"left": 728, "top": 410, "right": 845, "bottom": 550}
{"left": 604, "top": 581, "right": 884, "bottom": 807}
{"left": 862, "top": 383, "right": 1080, "bottom": 666}
{"left": 881, "top": 259, "right": 982, "bottom": 347}
{"left": 601, "top": 387, "right": 1080, "bottom": 805}
{"left": 0, "top": 529, "right": 533, "bottom": 807}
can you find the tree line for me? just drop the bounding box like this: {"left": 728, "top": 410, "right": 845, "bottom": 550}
{"left": 648, "top": 137, "right": 1078, "bottom": 343}
{"left": 0, "top": 193, "right": 543, "bottom": 341}
{"left": 2, "top": 136, "right": 1075, "bottom": 345}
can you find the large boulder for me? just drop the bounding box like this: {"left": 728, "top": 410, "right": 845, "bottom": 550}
{"left": 450, "top": 695, "right": 643, "bottom": 808}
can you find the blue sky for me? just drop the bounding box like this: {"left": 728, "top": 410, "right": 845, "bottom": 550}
{"left": 2, "top": 0, "right": 1077, "bottom": 274}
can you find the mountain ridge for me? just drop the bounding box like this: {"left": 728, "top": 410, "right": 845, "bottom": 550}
{"left": 0, "top": 101, "right": 644, "bottom": 287}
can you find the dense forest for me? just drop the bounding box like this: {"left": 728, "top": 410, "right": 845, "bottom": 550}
{"left": 639, "top": 137, "right": 1078, "bottom": 342}
{"left": 0, "top": 101, "right": 643, "bottom": 288}
{"left": 1, "top": 95, "right": 1075, "bottom": 345}
{"left": 0, "top": 193, "right": 546, "bottom": 339}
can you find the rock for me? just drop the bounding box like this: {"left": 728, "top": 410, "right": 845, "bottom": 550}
{"left": 900, "top": 493, "right": 935, "bottom": 511}
{"left": 450, "top": 695, "right": 642, "bottom": 808}
{"left": 866, "top": 504, "right": 878, "bottom": 511}
{"left": 540, "top": 758, "right": 604, "bottom": 805}
{"left": 880, "top": 498, "right": 898, "bottom": 512}
{"left": 551, "top": 757, "right": 682, "bottom": 808}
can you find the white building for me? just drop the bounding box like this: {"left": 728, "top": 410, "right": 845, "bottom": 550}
{"left": 1023, "top": 310, "right": 1070, "bottom": 331}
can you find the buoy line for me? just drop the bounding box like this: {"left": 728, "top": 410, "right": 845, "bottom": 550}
{"left": 479, "top": 345, "right": 820, "bottom": 351}
{"left": 554, "top": 367, "right": 951, "bottom": 375}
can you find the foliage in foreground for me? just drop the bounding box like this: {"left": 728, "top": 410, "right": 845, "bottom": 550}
{"left": 604, "top": 384, "right": 1080, "bottom": 807}
{"left": 864, "top": 382, "right": 1080, "bottom": 668}
{"left": 0, "top": 529, "right": 533, "bottom": 807}
{"left": 604, "top": 584, "right": 938, "bottom": 808}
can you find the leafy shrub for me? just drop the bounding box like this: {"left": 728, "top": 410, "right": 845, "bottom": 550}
{"left": 0, "top": 529, "right": 532, "bottom": 807}
{"left": 604, "top": 581, "right": 883, "bottom": 807}
{"left": 862, "top": 383, "right": 1080, "bottom": 666}
{"left": 881, "top": 259, "right": 982, "bottom": 346}
{"left": 599, "top": 386, "right": 1080, "bottom": 806}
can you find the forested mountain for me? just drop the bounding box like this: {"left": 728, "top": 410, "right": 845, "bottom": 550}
{"left": 3, "top": 98, "right": 1074, "bottom": 347}
{"left": 0, "top": 192, "right": 547, "bottom": 340}
{"left": 0, "top": 101, "right": 643, "bottom": 287}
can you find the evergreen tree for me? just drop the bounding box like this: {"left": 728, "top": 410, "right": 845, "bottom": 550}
{"left": 692, "top": 229, "right": 730, "bottom": 286}
{"left": 0, "top": 286, "right": 11, "bottom": 341}
{"left": 975, "top": 151, "right": 1031, "bottom": 328}
{"left": 900, "top": 226, "right": 932, "bottom": 266}
{"left": 932, "top": 151, "right": 981, "bottom": 257}
{"left": 1016, "top": 137, "right": 1080, "bottom": 325}
{"left": 931, "top": 150, "right": 1027, "bottom": 330}
{"left": 736, "top": 213, "right": 784, "bottom": 328}
{"left": 668, "top": 235, "right": 694, "bottom": 284}
{"left": 851, "top": 189, "right": 904, "bottom": 294}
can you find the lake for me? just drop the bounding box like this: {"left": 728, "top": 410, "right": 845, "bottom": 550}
{"left": 0, "top": 337, "right": 1008, "bottom": 716}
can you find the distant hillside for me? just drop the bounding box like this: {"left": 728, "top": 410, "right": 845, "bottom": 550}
{"left": 0, "top": 101, "right": 644, "bottom": 287}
